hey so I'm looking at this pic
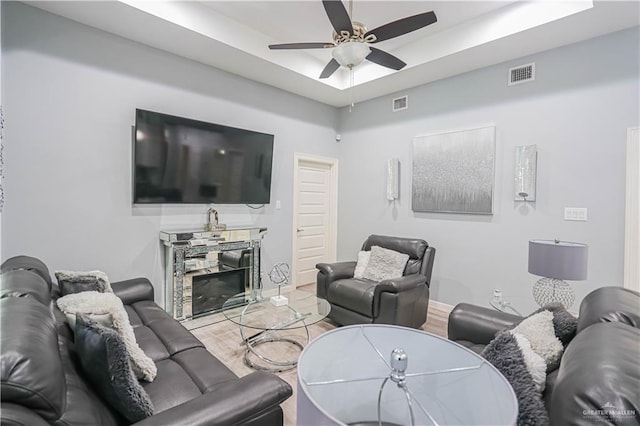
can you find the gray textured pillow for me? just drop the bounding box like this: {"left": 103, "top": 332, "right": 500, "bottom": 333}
{"left": 362, "top": 246, "right": 409, "bottom": 282}
{"left": 75, "top": 314, "right": 154, "bottom": 422}
{"left": 55, "top": 270, "right": 113, "bottom": 296}
{"left": 482, "top": 331, "right": 549, "bottom": 425}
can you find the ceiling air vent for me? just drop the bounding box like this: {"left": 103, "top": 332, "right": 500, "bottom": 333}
{"left": 392, "top": 95, "right": 408, "bottom": 112}
{"left": 508, "top": 63, "right": 535, "bottom": 86}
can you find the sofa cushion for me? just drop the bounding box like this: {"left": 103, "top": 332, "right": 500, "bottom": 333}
{"left": 550, "top": 322, "right": 640, "bottom": 425}
{"left": 0, "top": 269, "right": 52, "bottom": 306}
{"left": 126, "top": 299, "right": 239, "bottom": 412}
{"left": 361, "top": 235, "right": 427, "bottom": 260}
{"left": 75, "top": 315, "right": 155, "bottom": 423}
{"left": 453, "top": 340, "right": 486, "bottom": 355}
{"left": 577, "top": 286, "right": 640, "bottom": 332}
{"left": 1, "top": 255, "right": 53, "bottom": 290}
{"left": 327, "top": 278, "right": 376, "bottom": 317}
{"left": 0, "top": 297, "right": 65, "bottom": 422}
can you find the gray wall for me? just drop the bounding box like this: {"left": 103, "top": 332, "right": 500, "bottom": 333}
{"left": 336, "top": 27, "right": 639, "bottom": 313}
{"left": 3, "top": 2, "right": 638, "bottom": 314}
{"left": 1, "top": 2, "right": 339, "bottom": 307}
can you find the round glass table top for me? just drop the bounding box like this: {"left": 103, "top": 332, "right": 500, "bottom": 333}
{"left": 297, "top": 324, "right": 518, "bottom": 426}
{"left": 222, "top": 288, "right": 331, "bottom": 330}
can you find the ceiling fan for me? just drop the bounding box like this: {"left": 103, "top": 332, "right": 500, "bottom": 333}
{"left": 268, "top": 0, "right": 437, "bottom": 79}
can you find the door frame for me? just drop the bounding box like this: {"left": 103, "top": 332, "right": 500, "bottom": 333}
{"left": 624, "top": 127, "right": 639, "bottom": 292}
{"left": 291, "top": 153, "right": 339, "bottom": 287}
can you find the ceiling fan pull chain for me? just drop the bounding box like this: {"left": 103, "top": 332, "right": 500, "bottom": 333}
{"left": 349, "top": 67, "right": 355, "bottom": 112}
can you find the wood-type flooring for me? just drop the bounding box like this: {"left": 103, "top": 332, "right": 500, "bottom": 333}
{"left": 190, "top": 284, "right": 451, "bottom": 426}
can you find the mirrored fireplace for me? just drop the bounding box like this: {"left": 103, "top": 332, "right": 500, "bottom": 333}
{"left": 160, "top": 226, "right": 266, "bottom": 321}
{"left": 192, "top": 269, "right": 246, "bottom": 316}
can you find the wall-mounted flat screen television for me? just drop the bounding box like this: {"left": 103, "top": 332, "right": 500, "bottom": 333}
{"left": 133, "top": 109, "right": 274, "bottom": 204}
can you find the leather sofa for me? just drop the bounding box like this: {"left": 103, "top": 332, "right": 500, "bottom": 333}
{"left": 0, "top": 255, "right": 292, "bottom": 426}
{"left": 316, "top": 234, "right": 436, "bottom": 329}
{"left": 448, "top": 286, "right": 640, "bottom": 425}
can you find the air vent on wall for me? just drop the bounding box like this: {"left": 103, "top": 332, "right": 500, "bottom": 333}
{"left": 392, "top": 95, "right": 408, "bottom": 112}
{"left": 508, "top": 63, "right": 535, "bottom": 86}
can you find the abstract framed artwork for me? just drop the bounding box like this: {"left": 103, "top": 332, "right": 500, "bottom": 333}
{"left": 412, "top": 126, "right": 496, "bottom": 214}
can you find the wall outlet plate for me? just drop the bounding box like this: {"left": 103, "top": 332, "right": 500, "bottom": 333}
{"left": 564, "top": 207, "right": 588, "bottom": 221}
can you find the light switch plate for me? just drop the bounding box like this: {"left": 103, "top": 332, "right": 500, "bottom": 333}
{"left": 564, "top": 207, "right": 588, "bottom": 221}
{"left": 275, "top": 200, "right": 282, "bottom": 210}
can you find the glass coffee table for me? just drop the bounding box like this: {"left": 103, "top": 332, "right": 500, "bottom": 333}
{"left": 222, "top": 288, "right": 331, "bottom": 372}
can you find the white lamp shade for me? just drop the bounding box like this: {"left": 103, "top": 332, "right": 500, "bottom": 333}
{"left": 528, "top": 240, "right": 588, "bottom": 280}
{"left": 331, "top": 42, "right": 371, "bottom": 68}
{"left": 297, "top": 325, "right": 518, "bottom": 425}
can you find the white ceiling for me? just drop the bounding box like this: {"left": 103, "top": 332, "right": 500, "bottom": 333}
{"left": 26, "top": 1, "right": 640, "bottom": 107}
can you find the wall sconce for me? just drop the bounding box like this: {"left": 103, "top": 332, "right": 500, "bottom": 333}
{"left": 515, "top": 145, "right": 537, "bottom": 201}
{"left": 386, "top": 159, "right": 400, "bottom": 201}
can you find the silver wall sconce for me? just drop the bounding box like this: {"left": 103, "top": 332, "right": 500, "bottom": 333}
{"left": 386, "top": 158, "right": 400, "bottom": 201}
{"left": 515, "top": 145, "right": 537, "bottom": 201}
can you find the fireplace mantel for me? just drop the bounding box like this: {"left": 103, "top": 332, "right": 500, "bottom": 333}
{"left": 160, "top": 226, "right": 266, "bottom": 320}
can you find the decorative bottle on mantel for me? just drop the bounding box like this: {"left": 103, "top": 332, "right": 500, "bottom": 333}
{"left": 205, "top": 207, "right": 226, "bottom": 232}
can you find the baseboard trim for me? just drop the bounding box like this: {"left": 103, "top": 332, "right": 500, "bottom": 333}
{"left": 430, "top": 299, "right": 455, "bottom": 313}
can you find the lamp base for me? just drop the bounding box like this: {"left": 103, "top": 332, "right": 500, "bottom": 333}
{"left": 532, "top": 278, "right": 575, "bottom": 309}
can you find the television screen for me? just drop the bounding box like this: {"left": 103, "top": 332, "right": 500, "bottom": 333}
{"left": 133, "top": 109, "right": 274, "bottom": 204}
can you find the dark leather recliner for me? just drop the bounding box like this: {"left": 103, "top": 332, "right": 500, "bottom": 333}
{"left": 448, "top": 286, "right": 640, "bottom": 425}
{"left": 316, "top": 234, "right": 436, "bottom": 329}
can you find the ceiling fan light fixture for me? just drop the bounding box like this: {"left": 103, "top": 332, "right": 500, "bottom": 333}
{"left": 331, "top": 41, "right": 371, "bottom": 68}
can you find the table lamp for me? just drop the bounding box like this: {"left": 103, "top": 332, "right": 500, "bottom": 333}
{"left": 528, "top": 239, "right": 588, "bottom": 309}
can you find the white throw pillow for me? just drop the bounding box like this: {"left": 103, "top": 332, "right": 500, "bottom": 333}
{"left": 362, "top": 246, "right": 409, "bottom": 282}
{"left": 510, "top": 332, "right": 547, "bottom": 393}
{"left": 353, "top": 251, "right": 371, "bottom": 279}
{"left": 512, "top": 310, "right": 563, "bottom": 368}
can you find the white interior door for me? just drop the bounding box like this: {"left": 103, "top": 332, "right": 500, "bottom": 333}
{"left": 624, "top": 127, "right": 639, "bottom": 292}
{"left": 292, "top": 154, "right": 338, "bottom": 287}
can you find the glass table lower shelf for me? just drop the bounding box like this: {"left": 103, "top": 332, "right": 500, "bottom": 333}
{"left": 222, "top": 288, "right": 331, "bottom": 372}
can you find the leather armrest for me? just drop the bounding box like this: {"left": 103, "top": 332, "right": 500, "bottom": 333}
{"left": 447, "top": 303, "right": 522, "bottom": 344}
{"left": 111, "top": 278, "right": 154, "bottom": 305}
{"left": 1, "top": 403, "right": 49, "bottom": 426}
{"left": 133, "top": 371, "right": 292, "bottom": 426}
{"left": 374, "top": 274, "right": 426, "bottom": 297}
{"left": 316, "top": 261, "right": 356, "bottom": 280}
{"left": 316, "top": 262, "right": 356, "bottom": 300}
{"left": 549, "top": 323, "right": 640, "bottom": 425}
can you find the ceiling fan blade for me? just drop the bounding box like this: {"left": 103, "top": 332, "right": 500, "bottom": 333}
{"left": 269, "top": 42, "right": 335, "bottom": 50}
{"left": 366, "top": 47, "right": 406, "bottom": 70}
{"left": 319, "top": 58, "right": 341, "bottom": 79}
{"left": 322, "top": 0, "right": 353, "bottom": 35}
{"left": 365, "top": 11, "right": 437, "bottom": 43}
